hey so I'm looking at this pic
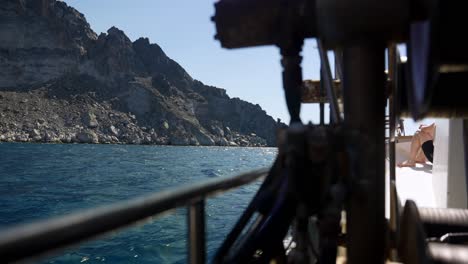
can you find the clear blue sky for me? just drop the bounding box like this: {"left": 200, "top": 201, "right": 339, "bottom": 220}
{"left": 63, "top": 0, "right": 323, "bottom": 124}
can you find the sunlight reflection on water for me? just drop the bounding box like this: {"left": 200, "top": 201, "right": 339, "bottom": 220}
{"left": 0, "top": 143, "right": 276, "bottom": 263}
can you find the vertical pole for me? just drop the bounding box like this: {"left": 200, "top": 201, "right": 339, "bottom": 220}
{"left": 463, "top": 120, "right": 468, "bottom": 204}
{"left": 188, "top": 200, "right": 206, "bottom": 264}
{"left": 335, "top": 49, "right": 343, "bottom": 82}
{"left": 388, "top": 45, "right": 397, "bottom": 183}
{"left": 388, "top": 44, "right": 399, "bottom": 261}
{"left": 320, "top": 66, "right": 325, "bottom": 125}
{"left": 318, "top": 40, "right": 341, "bottom": 124}
{"left": 335, "top": 49, "right": 344, "bottom": 122}
{"left": 343, "top": 42, "right": 386, "bottom": 264}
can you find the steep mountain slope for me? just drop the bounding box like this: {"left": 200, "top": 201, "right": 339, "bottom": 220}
{"left": 0, "top": 0, "right": 280, "bottom": 146}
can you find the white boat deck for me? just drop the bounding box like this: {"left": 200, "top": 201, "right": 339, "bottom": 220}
{"left": 385, "top": 140, "right": 436, "bottom": 219}
{"left": 394, "top": 163, "right": 435, "bottom": 207}
{"left": 394, "top": 141, "right": 436, "bottom": 207}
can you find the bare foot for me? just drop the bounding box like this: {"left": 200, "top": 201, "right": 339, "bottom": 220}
{"left": 397, "top": 159, "right": 417, "bottom": 167}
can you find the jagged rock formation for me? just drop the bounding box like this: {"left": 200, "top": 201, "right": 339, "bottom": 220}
{"left": 0, "top": 0, "right": 280, "bottom": 146}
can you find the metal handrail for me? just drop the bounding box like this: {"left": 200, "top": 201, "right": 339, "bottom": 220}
{"left": 0, "top": 168, "right": 269, "bottom": 264}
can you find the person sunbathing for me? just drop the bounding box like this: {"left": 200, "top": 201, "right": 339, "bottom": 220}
{"left": 397, "top": 123, "right": 435, "bottom": 167}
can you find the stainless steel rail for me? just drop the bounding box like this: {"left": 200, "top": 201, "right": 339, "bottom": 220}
{"left": 0, "top": 168, "right": 269, "bottom": 264}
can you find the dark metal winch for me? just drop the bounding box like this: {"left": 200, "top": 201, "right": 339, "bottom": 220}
{"left": 211, "top": 0, "right": 468, "bottom": 263}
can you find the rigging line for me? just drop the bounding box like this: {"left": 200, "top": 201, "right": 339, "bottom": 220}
{"left": 317, "top": 40, "right": 342, "bottom": 124}
{"left": 334, "top": 49, "right": 344, "bottom": 82}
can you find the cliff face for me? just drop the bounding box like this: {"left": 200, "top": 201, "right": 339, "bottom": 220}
{"left": 0, "top": 0, "right": 280, "bottom": 146}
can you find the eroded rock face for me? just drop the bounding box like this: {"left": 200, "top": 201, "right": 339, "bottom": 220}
{"left": 0, "top": 0, "right": 98, "bottom": 88}
{"left": 0, "top": 0, "right": 281, "bottom": 146}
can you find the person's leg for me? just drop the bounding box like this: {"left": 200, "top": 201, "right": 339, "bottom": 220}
{"left": 398, "top": 131, "right": 432, "bottom": 167}
{"left": 414, "top": 148, "right": 427, "bottom": 163}
{"left": 397, "top": 132, "right": 422, "bottom": 167}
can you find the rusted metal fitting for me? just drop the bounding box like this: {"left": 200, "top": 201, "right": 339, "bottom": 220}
{"left": 213, "top": 0, "right": 316, "bottom": 49}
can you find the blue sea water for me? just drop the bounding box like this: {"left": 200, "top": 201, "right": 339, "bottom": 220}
{"left": 0, "top": 143, "right": 277, "bottom": 263}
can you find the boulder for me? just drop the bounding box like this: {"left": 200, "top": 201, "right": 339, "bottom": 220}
{"left": 76, "top": 130, "right": 99, "bottom": 144}
{"left": 189, "top": 137, "right": 200, "bottom": 146}
{"left": 217, "top": 137, "right": 229, "bottom": 146}
{"left": 110, "top": 136, "right": 119, "bottom": 143}
{"left": 60, "top": 133, "right": 74, "bottom": 143}
{"left": 37, "top": 119, "right": 46, "bottom": 125}
{"left": 150, "top": 131, "right": 158, "bottom": 142}
{"left": 15, "top": 133, "right": 29, "bottom": 142}
{"left": 142, "top": 135, "right": 152, "bottom": 144}
{"left": 211, "top": 125, "right": 224, "bottom": 137}
{"left": 239, "top": 139, "right": 250, "bottom": 147}
{"left": 193, "top": 130, "right": 215, "bottom": 146}
{"left": 128, "top": 134, "right": 142, "bottom": 144}
{"left": 83, "top": 112, "right": 98, "bottom": 128}
{"left": 156, "top": 137, "right": 170, "bottom": 145}
{"left": 44, "top": 131, "right": 60, "bottom": 142}
{"left": 109, "top": 125, "right": 119, "bottom": 136}
{"left": 29, "top": 129, "right": 41, "bottom": 139}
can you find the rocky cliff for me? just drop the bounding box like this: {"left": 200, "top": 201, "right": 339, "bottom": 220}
{"left": 0, "top": 0, "right": 280, "bottom": 146}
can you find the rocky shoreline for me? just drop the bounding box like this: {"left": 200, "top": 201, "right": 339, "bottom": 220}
{"left": 0, "top": 127, "right": 268, "bottom": 147}
{"left": 0, "top": 131, "right": 268, "bottom": 147}
{"left": 0, "top": 90, "right": 270, "bottom": 147}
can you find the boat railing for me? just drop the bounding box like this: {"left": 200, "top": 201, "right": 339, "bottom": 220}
{"left": 0, "top": 168, "right": 269, "bottom": 264}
